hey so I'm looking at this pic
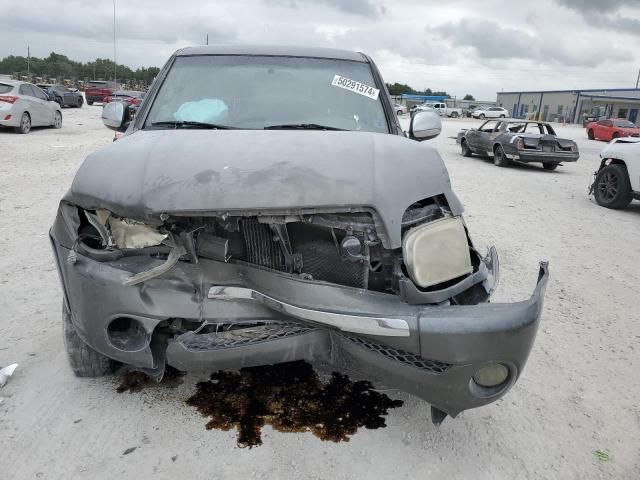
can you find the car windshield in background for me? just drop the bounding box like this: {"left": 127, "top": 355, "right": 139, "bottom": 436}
{"left": 145, "top": 55, "right": 389, "bottom": 133}
{"left": 613, "top": 120, "right": 635, "bottom": 128}
{"left": 0, "top": 83, "right": 13, "bottom": 94}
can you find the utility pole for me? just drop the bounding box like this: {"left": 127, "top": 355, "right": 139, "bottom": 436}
{"left": 636, "top": 68, "right": 640, "bottom": 89}
{"left": 206, "top": 34, "right": 209, "bottom": 45}
{"left": 27, "top": 46, "right": 30, "bottom": 77}
{"left": 113, "top": 0, "right": 117, "bottom": 84}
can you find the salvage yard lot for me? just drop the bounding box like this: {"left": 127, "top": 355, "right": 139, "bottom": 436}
{"left": 0, "top": 106, "right": 638, "bottom": 479}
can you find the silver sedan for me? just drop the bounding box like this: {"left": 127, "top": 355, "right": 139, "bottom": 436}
{"left": 0, "top": 80, "right": 62, "bottom": 134}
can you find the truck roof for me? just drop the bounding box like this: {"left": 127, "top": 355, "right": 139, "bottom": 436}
{"left": 174, "top": 45, "right": 368, "bottom": 62}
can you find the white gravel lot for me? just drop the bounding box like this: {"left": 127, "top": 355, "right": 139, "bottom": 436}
{"left": 0, "top": 106, "right": 638, "bottom": 480}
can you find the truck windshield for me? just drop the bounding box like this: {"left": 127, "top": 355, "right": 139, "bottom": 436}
{"left": 145, "top": 55, "right": 389, "bottom": 133}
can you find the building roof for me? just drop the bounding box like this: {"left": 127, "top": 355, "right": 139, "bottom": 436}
{"left": 175, "top": 45, "right": 367, "bottom": 62}
{"left": 498, "top": 88, "right": 640, "bottom": 95}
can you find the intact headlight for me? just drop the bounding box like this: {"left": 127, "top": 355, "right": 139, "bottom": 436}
{"left": 402, "top": 216, "right": 473, "bottom": 288}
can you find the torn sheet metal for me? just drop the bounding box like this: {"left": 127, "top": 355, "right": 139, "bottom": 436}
{"left": 0, "top": 363, "right": 18, "bottom": 388}
{"left": 109, "top": 217, "right": 167, "bottom": 249}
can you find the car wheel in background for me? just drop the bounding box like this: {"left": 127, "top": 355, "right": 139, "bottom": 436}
{"left": 14, "top": 112, "right": 31, "bottom": 134}
{"left": 612, "top": 132, "right": 620, "bottom": 140}
{"left": 87, "top": 100, "right": 93, "bottom": 105}
{"left": 55, "top": 96, "right": 63, "bottom": 107}
{"left": 593, "top": 164, "right": 633, "bottom": 209}
{"left": 499, "top": 114, "right": 506, "bottom": 118}
{"left": 588, "top": 129, "right": 595, "bottom": 140}
{"left": 542, "top": 162, "right": 558, "bottom": 171}
{"left": 397, "top": 110, "right": 402, "bottom": 115}
{"left": 62, "top": 302, "right": 115, "bottom": 377}
{"left": 461, "top": 139, "right": 472, "bottom": 157}
{"left": 53, "top": 111, "right": 62, "bottom": 129}
{"left": 493, "top": 145, "right": 509, "bottom": 167}
{"left": 76, "top": 98, "right": 83, "bottom": 108}
{"left": 479, "top": 114, "right": 486, "bottom": 119}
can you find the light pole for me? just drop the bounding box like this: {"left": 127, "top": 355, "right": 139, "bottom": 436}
{"left": 113, "top": 0, "right": 117, "bottom": 85}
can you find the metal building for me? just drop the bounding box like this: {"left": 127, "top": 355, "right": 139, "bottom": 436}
{"left": 496, "top": 88, "right": 640, "bottom": 125}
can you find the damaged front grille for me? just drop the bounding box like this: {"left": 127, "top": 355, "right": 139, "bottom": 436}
{"left": 344, "top": 335, "right": 450, "bottom": 374}
{"left": 178, "top": 321, "right": 315, "bottom": 351}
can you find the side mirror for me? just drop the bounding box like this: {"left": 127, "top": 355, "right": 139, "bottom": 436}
{"left": 409, "top": 111, "right": 442, "bottom": 141}
{"left": 102, "top": 101, "right": 126, "bottom": 131}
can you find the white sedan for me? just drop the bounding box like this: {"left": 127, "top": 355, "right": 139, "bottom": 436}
{"left": 472, "top": 106, "right": 509, "bottom": 119}
{"left": 0, "top": 80, "right": 62, "bottom": 134}
{"left": 590, "top": 137, "right": 640, "bottom": 209}
{"left": 394, "top": 103, "right": 408, "bottom": 115}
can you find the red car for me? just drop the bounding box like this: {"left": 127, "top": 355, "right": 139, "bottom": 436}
{"left": 102, "top": 90, "right": 144, "bottom": 106}
{"left": 84, "top": 81, "right": 120, "bottom": 105}
{"left": 587, "top": 118, "right": 640, "bottom": 141}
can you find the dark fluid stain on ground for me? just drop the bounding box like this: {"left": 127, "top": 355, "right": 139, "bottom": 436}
{"left": 186, "top": 360, "right": 403, "bottom": 448}
{"left": 116, "top": 366, "right": 185, "bottom": 393}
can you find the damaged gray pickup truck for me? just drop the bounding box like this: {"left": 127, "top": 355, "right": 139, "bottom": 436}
{"left": 50, "top": 46, "right": 548, "bottom": 424}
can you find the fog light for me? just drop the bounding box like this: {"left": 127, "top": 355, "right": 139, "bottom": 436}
{"left": 473, "top": 364, "right": 509, "bottom": 388}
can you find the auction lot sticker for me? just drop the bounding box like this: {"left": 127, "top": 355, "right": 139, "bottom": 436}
{"left": 332, "top": 75, "right": 380, "bottom": 100}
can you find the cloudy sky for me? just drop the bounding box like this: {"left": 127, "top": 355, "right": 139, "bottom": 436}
{"left": 1, "top": 0, "right": 639, "bottom": 99}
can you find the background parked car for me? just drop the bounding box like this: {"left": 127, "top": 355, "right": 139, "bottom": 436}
{"left": 37, "top": 84, "right": 84, "bottom": 108}
{"left": 586, "top": 118, "right": 640, "bottom": 141}
{"left": 590, "top": 138, "right": 640, "bottom": 209}
{"left": 472, "top": 106, "right": 509, "bottom": 119}
{"left": 394, "top": 103, "right": 407, "bottom": 115}
{"left": 0, "top": 80, "right": 62, "bottom": 134}
{"left": 457, "top": 119, "right": 579, "bottom": 170}
{"left": 102, "top": 90, "right": 144, "bottom": 107}
{"left": 85, "top": 81, "right": 120, "bottom": 105}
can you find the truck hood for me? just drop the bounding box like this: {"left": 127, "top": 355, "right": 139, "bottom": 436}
{"left": 67, "top": 129, "right": 461, "bottom": 248}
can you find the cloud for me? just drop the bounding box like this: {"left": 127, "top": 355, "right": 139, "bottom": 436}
{"left": 554, "top": 0, "right": 633, "bottom": 11}
{"left": 267, "top": 0, "right": 386, "bottom": 17}
{"left": 0, "top": 0, "right": 638, "bottom": 99}
{"left": 555, "top": 0, "right": 640, "bottom": 36}
{"left": 430, "top": 17, "right": 630, "bottom": 67}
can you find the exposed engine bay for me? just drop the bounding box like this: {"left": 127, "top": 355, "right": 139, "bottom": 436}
{"left": 71, "top": 197, "right": 487, "bottom": 305}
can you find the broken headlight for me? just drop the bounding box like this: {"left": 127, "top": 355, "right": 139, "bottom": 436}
{"left": 402, "top": 216, "right": 472, "bottom": 288}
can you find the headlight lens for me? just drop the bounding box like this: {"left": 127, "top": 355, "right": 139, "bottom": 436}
{"left": 402, "top": 216, "right": 472, "bottom": 288}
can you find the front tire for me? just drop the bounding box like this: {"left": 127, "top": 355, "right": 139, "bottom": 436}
{"left": 493, "top": 145, "right": 509, "bottom": 167}
{"left": 543, "top": 162, "right": 558, "bottom": 171}
{"left": 479, "top": 114, "right": 486, "bottom": 119}
{"left": 588, "top": 129, "right": 595, "bottom": 140}
{"left": 53, "top": 111, "right": 62, "bottom": 129}
{"left": 461, "top": 139, "right": 472, "bottom": 157}
{"left": 63, "top": 302, "right": 114, "bottom": 377}
{"left": 14, "top": 112, "right": 31, "bottom": 134}
{"left": 593, "top": 164, "right": 633, "bottom": 209}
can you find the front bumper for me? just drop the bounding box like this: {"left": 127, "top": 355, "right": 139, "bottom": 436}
{"left": 51, "top": 231, "right": 548, "bottom": 417}
{"left": 506, "top": 151, "right": 579, "bottom": 164}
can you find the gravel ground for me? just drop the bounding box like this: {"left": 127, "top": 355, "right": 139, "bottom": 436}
{"left": 0, "top": 106, "right": 638, "bottom": 480}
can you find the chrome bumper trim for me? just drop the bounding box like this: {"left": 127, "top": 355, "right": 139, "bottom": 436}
{"left": 207, "top": 286, "right": 410, "bottom": 337}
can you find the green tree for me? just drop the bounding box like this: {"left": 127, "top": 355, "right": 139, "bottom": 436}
{"left": 463, "top": 94, "right": 475, "bottom": 101}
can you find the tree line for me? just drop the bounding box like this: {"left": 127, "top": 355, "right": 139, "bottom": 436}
{"left": 386, "top": 82, "right": 474, "bottom": 100}
{"left": 0, "top": 52, "right": 160, "bottom": 87}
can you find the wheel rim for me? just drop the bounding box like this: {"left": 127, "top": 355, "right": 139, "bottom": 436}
{"left": 22, "top": 114, "right": 30, "bottom": 132}
{"left": 597, "top": 172, "right": 619, "bottom": 201}
{"left": 55, "top": 113, "right": 62, "bottom": 128}
{"left": 494, "top": 148, "right": 502, "bottom": 163}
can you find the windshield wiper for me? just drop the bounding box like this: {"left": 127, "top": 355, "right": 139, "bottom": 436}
{"left": 150, "top": 121, "right": 237, "bottom": 129}
{"left": 263, "top": 123, "right": 346, "bottom": 131}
